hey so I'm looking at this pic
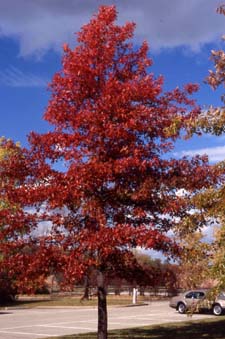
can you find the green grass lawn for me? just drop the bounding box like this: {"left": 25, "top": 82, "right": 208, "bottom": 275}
{"left": 43, "top": 317, "right": 225, "bottom": 339}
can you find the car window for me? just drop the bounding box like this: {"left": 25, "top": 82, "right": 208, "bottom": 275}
{"left": 185, "top": 292, "right": 194, "bottom": 299}
{"left": 185, "top": 291, "right": 205, "bottom": 299}
{"left": 193, "top": 292, "right": 205, "bottom": 299}
{"left": 218, "top": 292, "right": 225, "bottom": 300}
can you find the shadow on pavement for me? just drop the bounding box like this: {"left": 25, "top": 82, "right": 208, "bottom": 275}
{"left": 108, "top": 318, "right": 225, "bottom": 339}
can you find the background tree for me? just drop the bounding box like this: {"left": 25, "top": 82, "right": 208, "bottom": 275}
{"left": 188, "top": 4, "right": 225, "bottom": 291}
{"left": 134, "top": 252, "right": 178, "bottom": 294}
{"left": 176, "top": 231, "right": 211, "bottom": 289}
{"left": 187, "top": 4, "right": 225, "bottom": 137}
{"left": 0, "top": 138, "right": 40, "bottom": 302}
{"left": 0, "top": 137, "right": 58, "bottom": 300}
{"left": 5, "top": 5, "right": 217, "bottom": 338}
{"left": 0, "top": 137, "right": 22, "bottom": 303}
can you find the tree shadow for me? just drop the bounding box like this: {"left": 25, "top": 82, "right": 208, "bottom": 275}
{"left": 68, "top": 318, "right": 225, "bottom": 338}
{"left": 0, "top": 299, "right": 51, "bottom": 308}
{"left": 108, "top": 318, "right": 225, "bottom": 338}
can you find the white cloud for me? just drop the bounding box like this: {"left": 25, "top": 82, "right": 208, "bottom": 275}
{"left": 175, "top": 188, "right": 189, "bottom": 197}
{"left": 0, "top": 66, "right": 48, "bottom": 87}
{"left": 180, "top": 145, "right": 225, "bottom": 162}
{"left": 202, "top": 222, "right": 218, "bottom": 243}
{"left": 32, "top": 220, "right": 52, "bottom": 237}
{"left": 0, "top": 0, "right": 224, "bottom": 57}
{"left": 136, "top": 247, "right": 166, "bottom": 261}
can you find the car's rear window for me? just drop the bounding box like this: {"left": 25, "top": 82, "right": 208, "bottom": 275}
{"left": 218, "top": 292, "right": 225, "bottom": 300}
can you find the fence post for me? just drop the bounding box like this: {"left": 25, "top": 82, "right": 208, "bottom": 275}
{"left": 132, "top": 288, "right": 137, "bottom": 304}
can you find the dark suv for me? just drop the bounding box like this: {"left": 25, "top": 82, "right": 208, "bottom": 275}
{"left": 169, "top": 289, "right": 225, "bottom": 316}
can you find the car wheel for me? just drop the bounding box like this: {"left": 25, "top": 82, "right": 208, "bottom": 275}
{"left": 178, "top": 302, "right": 186, "bottom": 314}
{"left": 213, "top": 304, "right": 223, "bottom": 316}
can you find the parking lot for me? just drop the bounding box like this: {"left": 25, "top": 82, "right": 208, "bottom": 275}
{"left": 0, "top": 301, "right": 215, "bottom": 339}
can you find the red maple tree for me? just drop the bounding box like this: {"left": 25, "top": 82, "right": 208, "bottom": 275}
{"left": 1, "top": 6, "right": 218, "bottom": 338}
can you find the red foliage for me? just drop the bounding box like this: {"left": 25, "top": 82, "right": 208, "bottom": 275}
{"left": 24, "top": 6, "right": 216, "bottom": 286}
{"left": 1, "top": 6, "right": 217, "bottom": 297}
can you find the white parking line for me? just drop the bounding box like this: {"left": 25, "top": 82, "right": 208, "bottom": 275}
{"left": 33, "top": 319, "right": 97, "bottom": 327}
{"left": 0, "top": 330, "right": 58, "bottom": 337}
{"left": 78, "top": 320, "right": 97, "bottom": 323}
{"left": 38, "top": 325, "right": 94, "bottom": 330}
{"left": 1, "top": 325, "right": 37, "bottom": 330}
{"left": 116, "top": 315, "right": 140, "bottom": 319}
{"left": 112, "top": 312, "right": 166, "bottom": 319}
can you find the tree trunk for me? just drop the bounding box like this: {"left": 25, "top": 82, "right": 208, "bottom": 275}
{"left": 81, "top": 275, "right": 90, "bottom": 300}
{"left": 97, "top": 270, "right": 108, "bottom": 339}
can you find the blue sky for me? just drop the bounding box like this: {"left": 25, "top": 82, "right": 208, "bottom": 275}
{"left": 0, "top": 0, "right": 225, "bottom": 162}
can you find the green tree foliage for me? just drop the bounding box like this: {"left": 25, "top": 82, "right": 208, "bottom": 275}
{"left": 186, "top": 4, "right": 225, "bottom": 290}
{"left": 0, "top": 138, "right": 23, "bottom": 303}
{"left": 187, "top": 4, "right": 225, "bottom": 136}
{"left": 176, "top": 232, "right": 211, "bottom": 289}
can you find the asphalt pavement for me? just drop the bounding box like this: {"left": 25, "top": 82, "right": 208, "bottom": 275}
{"left": 0, "top": 301, "right": 215, "bottom": 339}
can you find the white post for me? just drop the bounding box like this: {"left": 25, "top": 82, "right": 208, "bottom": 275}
{"left": 132, "top": 287, "right": 137, "bottom": 304}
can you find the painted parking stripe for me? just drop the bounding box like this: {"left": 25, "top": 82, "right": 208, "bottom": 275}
{"left": 38, "top": 325, "right": 94, "bottom": 330}
{"left": 0, "top": 330, "right": 58, "bottom": 337}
